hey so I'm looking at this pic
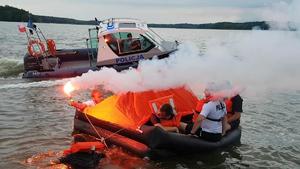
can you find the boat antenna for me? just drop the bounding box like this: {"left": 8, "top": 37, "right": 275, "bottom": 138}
{"left": 95, "top": 17, "right": 101, "bottom": 25}
{"left": 95, "top": 17, "right": 100, "bottom": 30}
{"left": 37, "top": 27, "right": 47, "bottom": 42}
{"left": 32, "top": 25, "right": 44, "bottom": 42}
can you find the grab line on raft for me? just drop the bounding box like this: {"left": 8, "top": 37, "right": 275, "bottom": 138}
{"left": 84, "top": 112, "right": 109, "bottom": 149}
{"left": 103, "top": 128, "right": 126, "bottom": 141}
{"left": 83, "top": 112, "right": 133, "bottom": 148}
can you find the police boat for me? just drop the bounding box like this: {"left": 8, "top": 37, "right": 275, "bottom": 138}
{"left": 73, "top": 87, "right": 242, "bottom": 158}
{"left": 22, "top": 18, "right": 178, "bottom": 78}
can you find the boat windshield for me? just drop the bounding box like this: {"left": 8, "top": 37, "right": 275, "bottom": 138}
{"left": 104, "top": 32, "right": 155, "bottom": 56}
{"left": 144, "top": 28, "right": 165, "bottom": 48}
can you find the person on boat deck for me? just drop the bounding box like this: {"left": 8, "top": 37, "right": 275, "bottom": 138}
{"left": 225, "top": 94, "right": 243, "bottom": 130}
{"left": 123, "top": 33, "right": 133, "bottom": 52}
{"left": 150, "top": 103, "right": 183, "bottom": 133}
{"left": 69, "top": 89, "right": 103, "bottom": 111}
{"left": 184, "top": 87, "right": 228, "bottom": 142}
{"left": 123, "top": 33, "right": 140, "bottom": 51}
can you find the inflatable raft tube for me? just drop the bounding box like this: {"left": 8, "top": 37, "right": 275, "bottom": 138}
{"left": 74, "top": 111, "right": 242, "bottom": 157}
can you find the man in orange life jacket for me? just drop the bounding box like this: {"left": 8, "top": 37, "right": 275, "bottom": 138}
{"left": 150, "top": 103, "right": 183, "bottom": 133}
{"left": 184, "top": 87, "right": 227, "bottom": 142}
{"left": 69, "top": 89, "right": 103, "bottom": 111}
{"left": 225, "top": 94, "right": 243, "bottom": 130}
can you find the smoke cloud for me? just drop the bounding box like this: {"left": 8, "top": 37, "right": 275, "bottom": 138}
{"left": 262, "top": 0, "right": 300, "bottom": 30}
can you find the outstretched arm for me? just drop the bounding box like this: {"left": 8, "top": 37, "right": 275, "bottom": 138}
{"left": 222, "top": 116, "right": 229, "bottom": 136}
{"left": 190, "top": 115, "right": 205, "bottom": 134}
{"left": 227, "top": 112, "right": 241, "bottom": 123}
{"left": 69, "top": 101, "right": 87, "bottom": 111}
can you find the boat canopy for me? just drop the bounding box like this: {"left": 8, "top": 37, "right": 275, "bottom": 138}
{"left": 95, "top": 18, "right": 176, "bottom": 64}
{"left": 84, "top": 87, "right": 198, "bottom": 129}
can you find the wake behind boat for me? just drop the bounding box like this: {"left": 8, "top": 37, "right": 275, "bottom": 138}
{"left": 21, "top": 18, "right": 178, "bottom": 78}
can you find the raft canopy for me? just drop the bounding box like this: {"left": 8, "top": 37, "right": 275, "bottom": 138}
{"left": 84, "top": 87, "right": 199, "bottom": 129}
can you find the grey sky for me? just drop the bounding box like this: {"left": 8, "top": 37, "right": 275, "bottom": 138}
{"left": 0, "top": 0, "right": 292, "bottom": 23}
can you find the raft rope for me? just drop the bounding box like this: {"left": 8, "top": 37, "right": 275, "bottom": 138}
{"left": 103, "top": 127, "right": 126, "bottom": 140}
{"left": 83, "top": 112, "right": 109, "bottom": 149}
{"left": 83, "top": 112, "right": 131, "bottom": 149}
{"left": 81, "top": 99, "right": 147, "bottom": 147}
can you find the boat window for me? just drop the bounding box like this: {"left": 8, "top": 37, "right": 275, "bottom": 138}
{"left": 104, "top": 32, "right": 155, "bottom": 56}
{"left": 119, "top": 23, "right": 136, "bottom": 28}
{"left": 104, "top": 34, "right": 120, "bottom": 55}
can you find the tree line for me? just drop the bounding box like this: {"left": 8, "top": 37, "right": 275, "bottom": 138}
{"left": 0, "top": 5, "right": 94, "bottom": 25}
{"left": 0, "top": 5, "right": 270, "bottom": 30}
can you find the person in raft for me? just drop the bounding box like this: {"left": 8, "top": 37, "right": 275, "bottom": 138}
{"left": 150, "top": 103, "right": 184, "bottom": 133}
{"left": 184, "top": 87, "right": 228, "bottom": 142}
{"left": 69, "top": 89, "right": 103, "bottom": 111}
{"left": 225, "top": 93, "right": 243, "bottom": 130}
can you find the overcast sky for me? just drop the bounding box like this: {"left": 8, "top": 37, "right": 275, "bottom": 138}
{"left": 0, "top": 0, "right": 293, "bottom": 23}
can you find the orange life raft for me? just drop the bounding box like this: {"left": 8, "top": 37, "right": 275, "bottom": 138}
{"left": 73, "top": 87, "right": 242, "bottom": 158}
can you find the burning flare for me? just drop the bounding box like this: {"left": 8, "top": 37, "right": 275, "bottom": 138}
{"left": 64, "top": 81, "right": 75, "bottom": 97}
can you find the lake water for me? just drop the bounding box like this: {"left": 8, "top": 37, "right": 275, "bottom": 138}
{"left": 0, "top": 21, "right": 299, "bottom": 169}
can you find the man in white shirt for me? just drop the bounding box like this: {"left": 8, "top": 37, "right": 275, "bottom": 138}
{"left": 188, "top": 87, "right": 227, "bottom": 142}
{"left": 69, "top": 89, "right": 103, "bottom": 111}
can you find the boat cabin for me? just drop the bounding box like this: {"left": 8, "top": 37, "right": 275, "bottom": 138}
{"left": 90, "top": 18, "right": 177, "bottom": 68}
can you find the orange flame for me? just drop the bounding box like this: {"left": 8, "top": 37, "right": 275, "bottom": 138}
{"left": 64, "top": 81, "right": 75, "bottom": 97}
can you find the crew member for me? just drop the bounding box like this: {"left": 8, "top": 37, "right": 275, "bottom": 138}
{"left": 225, "top": 94, "right": 243, "bottom": 130}
{"left": 192, "top": 97, "right": 209, "bottom": 123}
{"left": 185, "top": 88, "right": 227, "bottom": 142}
{"left": 69, "top": 89, "right": 103, "bottom": 111}
{"left": 123, "top": 33, "right": 133, "bottom": 52}
{"left": 123, "top": 33, "right": 141, "bottom": 51}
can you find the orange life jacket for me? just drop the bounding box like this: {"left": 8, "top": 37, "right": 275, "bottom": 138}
{"left": 149, "top": 95, "right": 181, "bottom": 127}
{"left": 63, "top": 142, "right": 105, "bottom": 156}
{"left": 225, "top": 98, "right": 233, "bottom": 115}
{"left": 192, "top": 98, "right": 209, "bottom": 122}
{"left": 160, "top": 112, "right": 183, "bottom": 127}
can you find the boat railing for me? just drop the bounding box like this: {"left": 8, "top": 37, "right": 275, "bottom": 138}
{"left": 86, "top": 28, "right": 99, "bottom": 66}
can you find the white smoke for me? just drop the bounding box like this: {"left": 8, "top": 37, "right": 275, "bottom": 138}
{"left": 67, "top": 1, "right": 300, "bottom": 96}
{"left": 69, "top": 42, "right": 206, "bottom": 94}
{"left": 262, "top": 0, "right": 300, "bottom": 30}
{"left": 203, "top": 30, "right": 300, "bottom": 94}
